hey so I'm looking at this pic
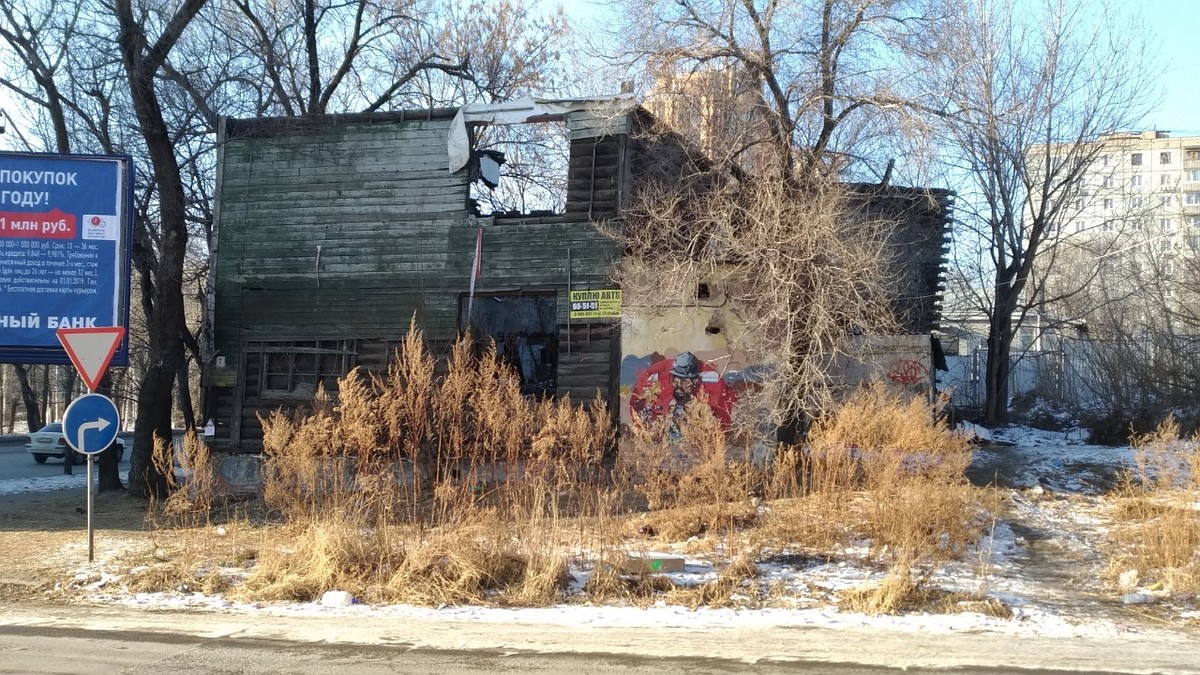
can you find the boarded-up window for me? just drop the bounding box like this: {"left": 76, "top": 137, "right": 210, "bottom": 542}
{"left": 244, "top": 340, "right": 355, "bottom": 397}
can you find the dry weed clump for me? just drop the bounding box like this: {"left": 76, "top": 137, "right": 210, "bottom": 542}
{"left": 667, "top": 554, "right": 762, "bottom": 610}
{"left": 239, "top": 326, "right": 611, "bottom": 605}
{"left": 1109, "top": 418, "right": 1200, "bottom": 594}
{"left": 157, "top": 431, "right": 216, "bottom": 526}
{"left": 801, "top": 383, "right": 980, "bottom": 559}
{"left": 616, "top": 400, "right": 762, "bottom": 543}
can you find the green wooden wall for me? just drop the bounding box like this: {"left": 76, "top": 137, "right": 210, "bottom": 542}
{"left": 207, "top": 112, "right": 624, "bottom": 448}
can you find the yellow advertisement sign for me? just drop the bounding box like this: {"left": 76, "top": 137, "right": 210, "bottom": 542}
{"left": 569, "top": 289, "right": 622, "bottom": 319}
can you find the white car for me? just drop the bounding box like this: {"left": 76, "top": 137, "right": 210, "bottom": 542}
{"left": 25, "top": 422, "right": 125, "bottom": 464}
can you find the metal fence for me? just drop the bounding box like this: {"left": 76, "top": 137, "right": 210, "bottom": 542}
{"left": 941, "top": 341, "right": 1105, "bottom": 410}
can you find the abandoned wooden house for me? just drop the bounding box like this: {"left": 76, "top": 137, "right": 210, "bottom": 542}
{"left": 202, "top": 97, "right": 952, "bottom": 451}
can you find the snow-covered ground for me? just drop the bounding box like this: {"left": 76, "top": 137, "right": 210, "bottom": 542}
{"left": 0, "top": 472, "right": 89, "bottom": 496}
{"left": 14, "top": 425, "right": 1200, "bottom": 640}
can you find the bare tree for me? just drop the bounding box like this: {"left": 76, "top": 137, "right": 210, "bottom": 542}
{"left": 621, "top": 161, "right": 898, "bottom": 429}
{"left": 926, "top": 0, "right": 1154, "bottom": 425}
{"left": 611, "top": 0, "right": 942, "bottom": 181}
{"left": 604, "top": 0, "right": 945, "bottom": 435}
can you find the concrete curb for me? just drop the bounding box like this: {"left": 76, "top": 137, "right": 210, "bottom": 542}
{"left": 0, "top": 603, "right": 1198, "bottom": 673}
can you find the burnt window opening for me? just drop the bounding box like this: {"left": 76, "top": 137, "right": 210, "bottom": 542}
{"left": 467, "top": 121, "right": 569, "bottom": 217}
{"left": 697, "top": 283, "right": 711, "bottom": 300}
{"left": 459, "top": 294, "right": 559, "bottom": 397}
{"left": 244, "top": 340, "right": 356, "bottom": 397}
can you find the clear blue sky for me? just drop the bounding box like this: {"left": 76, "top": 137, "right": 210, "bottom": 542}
{"left": 1137, "top": 0, "right": 1200, "bottom": 134}
{"left": 557, "top": 0, "right": 1198, "bottom": 135}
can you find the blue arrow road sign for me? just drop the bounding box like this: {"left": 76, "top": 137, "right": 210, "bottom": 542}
{"left": 62, "top": 393, "right": 120, "bottom": 455}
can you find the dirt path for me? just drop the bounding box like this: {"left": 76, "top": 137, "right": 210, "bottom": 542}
{"left": 993, "top": 491, "right": 1129, "bottom": 624}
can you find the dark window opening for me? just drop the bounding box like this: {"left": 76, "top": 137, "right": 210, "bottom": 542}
{"left": 697, "top": 283, "right": 711, "bottom": 300}
{"left": 467, "top": 121, "right": 569, "bottom": 218}
{"left": 459, "top": 294, "right": 559, "bottom": 397}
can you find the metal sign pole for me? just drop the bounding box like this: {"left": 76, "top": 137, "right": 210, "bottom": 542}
{"left": 59, "top": 330, "right": 124, "bottom": 566}
{"left": 87, "top": 454, "right": 94, "bottom": 563}
{"left": 86, "top": 384, "right": 95, "bottom": 564}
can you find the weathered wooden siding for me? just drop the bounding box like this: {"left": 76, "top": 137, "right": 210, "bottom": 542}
{"left": 845, "top": 186, "right": 953, "bottom": 334}
{"left": 208, "top": 111, "right": 625, "bottom": 449}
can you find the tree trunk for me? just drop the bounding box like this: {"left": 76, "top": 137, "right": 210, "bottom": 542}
{"left": 129, "top": 306, "right": 182, "bottom": 498}
{"left": 38, "top": 366, "right": 49, "bottom": 425}
{"left": 177, "top": 357, "right": 196, "bottom": 433}
{"left": 984, "top": 327, "right": 1011, "bottom": 426}
{"left": 984, "top": 283, "right": 1019, "bottom": 426}
{"left": 115, "top": 0, "right": 208, "bottom": 498}
{"left": 97, "top": 440, "right": 125, "bottom": 492}
{"left": 12, "top": 365, "right": 41, "bottom": 432}
{"left": 95, "top": 375, "right": 124, "bottom": 491}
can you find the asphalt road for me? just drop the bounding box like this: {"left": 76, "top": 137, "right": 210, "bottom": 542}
{"left": 0, "top": 436, "right": 129, "bottom": 483}
{"left": 0, "top": 624, "right": 1105, "bottom": 675}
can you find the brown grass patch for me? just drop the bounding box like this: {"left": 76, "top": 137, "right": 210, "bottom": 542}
{"left": 839, "top": 561, "right": 1011, "bottom": 617}
{"left": 1108, "top": 418, "right": 1200, "bottom": 594}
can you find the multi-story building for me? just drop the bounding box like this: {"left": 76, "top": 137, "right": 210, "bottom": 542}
{"left": 1055, "top": 130, "right": 1200, "bottom": 250}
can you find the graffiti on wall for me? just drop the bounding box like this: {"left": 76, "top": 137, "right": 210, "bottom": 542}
{"left": 619, "top": 303, "right": 766, "bottom": 442}
{"left": 628, "top": 351, "right": 737, "bottom": 439}
{"left": 886, "top": 358, "right": 930, "bottom": 387}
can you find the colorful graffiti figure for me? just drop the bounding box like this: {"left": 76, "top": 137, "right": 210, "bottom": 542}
{"left": 629, "top": 352, "right": 736, "bottom": 440}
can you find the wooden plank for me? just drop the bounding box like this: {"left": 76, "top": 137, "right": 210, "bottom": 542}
{"left": 568, "top": 141, "right": 621, "bottom": 160}
{"left": 224, "top": 187, "right": 469, "bottom": 207}
{"left": 223, "top": 174, "right": 467, "bottom": 193}
{"left": 223, "top": 170, "right": 460, "bottom": 188}
{"left": 222, "top": 215, "right": 464, "bottom": 234}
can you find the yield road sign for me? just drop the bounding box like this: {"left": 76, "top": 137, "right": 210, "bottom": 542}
{"left": 57, "top": 327, "right": 126, "bottom": 392}
{"left": 62, "top": 393, "right": 120, "bottom": 455}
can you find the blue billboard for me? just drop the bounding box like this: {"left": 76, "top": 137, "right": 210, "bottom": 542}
{"left": 0, "top": 152, "right": 133, "bottom": 365}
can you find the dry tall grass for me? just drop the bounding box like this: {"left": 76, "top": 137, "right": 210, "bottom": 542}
{"left": 129, "top": 333, "right": 988, "bottom": 614}
{"left": 243, "top": 326, "right": 613, "bottom": 605}
{"left": 778, "top": 383, "right": 989, "bottom": 613}
{"left": 1109, "top": 418, "right": 1200, "bottom": 594}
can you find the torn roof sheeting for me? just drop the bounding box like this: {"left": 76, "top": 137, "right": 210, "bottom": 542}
{"left": 447, "top": 94, "right": 639, "bottom": 172}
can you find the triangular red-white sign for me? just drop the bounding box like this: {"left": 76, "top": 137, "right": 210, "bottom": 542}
{"left": 57, "top": 327, "right": 125, "bottom": 392}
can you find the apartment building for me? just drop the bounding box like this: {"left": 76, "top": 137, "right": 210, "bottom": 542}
{"left": 1057, "top": 130, "right": 1200, "bottom": 248}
